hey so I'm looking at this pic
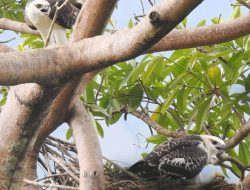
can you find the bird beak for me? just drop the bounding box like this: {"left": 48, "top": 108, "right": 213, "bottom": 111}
{"left": 217, "top": 145, "right": 226, "bottom": 151}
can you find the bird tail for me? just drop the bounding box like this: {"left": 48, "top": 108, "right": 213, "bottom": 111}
{"left": 128, "top": 160, "right": 159, "bottom": 180}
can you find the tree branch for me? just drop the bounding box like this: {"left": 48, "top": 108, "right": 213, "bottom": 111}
{"left": 148, "top": 13, "right": 250, "bottom": 53}
{"left": 0, "top": 0, "right": 204, "bottom": 86}
{"left": 237, "top": 0, "right": 250, "bottom": 9}
{"left": 131, "top": 110, "right": 182, "bottom": 138}
{"left": 225, "top": 122, "right": 250, "bottom": 149}
{"left": 23, "top": 179, "right": 77, "bottom": 190}
{"left": 68, "top": 100, "right": 104, "bottom": 190}
{"left": 30, "top": 0, "right": 117, "bottom": 177}
{"left": 1, "top": 12, "right": 250, "bottom": 56}
{"left": 0, "top": 18, "right": 39, "bottom": 36}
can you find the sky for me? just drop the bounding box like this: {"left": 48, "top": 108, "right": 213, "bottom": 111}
{"left": 1, "top": 0, "right": 247, "bottom": 183}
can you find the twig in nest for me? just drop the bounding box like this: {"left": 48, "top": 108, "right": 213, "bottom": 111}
{"left": 23, "top": 178, "right": 77, "bottom": 190}
{"left": 103, "top": 156, "right": 147, "bottom": 184}
{"left": 106, "top": 180, "right": 138, "bottom": 189}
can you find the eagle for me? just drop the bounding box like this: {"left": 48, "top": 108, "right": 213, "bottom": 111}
{"left": 24, "top": 0, "right": 81, "bottom": 45}
{"left": 128, "top": 135, "right": 225, "bottom": 182}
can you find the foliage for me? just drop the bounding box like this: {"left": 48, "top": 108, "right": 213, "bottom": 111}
{"left": 80, "top": 8, "right": 250, "bottom": 178}
{"left": 0, "top": 0, "right": 249, "bottom": 181}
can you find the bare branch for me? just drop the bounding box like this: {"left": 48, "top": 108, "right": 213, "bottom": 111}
{"left": 0, "top": 44, "right": 14, "bottom": 53}
{"left": 131, "top": 110, "right": 183, "bottom": 138}
{"left": 23, "top": 179, "right": 78, "bottom": 190}
{"left": 0, "top": 18, "right": 39, "bottom": 36}
{"left": 217, "top": 154, "right": 250, "bottom": 180}
{"left": 0, "top": 0, "right": 204, "bottom": 86}
{"left": 225, "top": 122, "right": 250, "bottom": 149}
{"left": 236, "top": 0, "right": 250, "bottom": 9}
{"left": 68, "top": 100, "right": 104, "bottom": 190}
{"left": 147, "top": 13, "right": 250, "bottom": 53}
{"left": 71, "top": 0, "right": 117, "bottom": 41}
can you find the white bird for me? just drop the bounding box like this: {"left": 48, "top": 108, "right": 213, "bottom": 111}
{"left": 24, "top": 0, "right": 81, "bottom": 45}
{"left": 129, "top": 135, "right": 225, "bottom": 182}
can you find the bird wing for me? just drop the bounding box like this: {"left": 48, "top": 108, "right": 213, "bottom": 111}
{"left": 128, "top": 160, "right": 160, "bottom": 180}
{"left": 158, "top": 146, "right": 208, "bottom": 179}
{"left": 48, "top": 0, "right": 80, "bottom": 29}
{"left": 145, "top": 135, "right": 203, "bottom": 166}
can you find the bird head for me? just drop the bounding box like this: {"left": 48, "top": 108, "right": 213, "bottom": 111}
{"left": 25, "top": 0, "right": 51, "bottom": 25}
{"left": 200, "top": 135, "right": 225, "bottom": 164}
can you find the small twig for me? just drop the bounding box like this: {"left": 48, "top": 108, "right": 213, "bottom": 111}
{"left": 106, "top": 180, "right": 138, "bottom": 189}
{"left": 23, "top": 179, "right": 77, "bottom": 190}
{"left": 218, "top": 154, "right": 250, "bottom": 180}
{"left": 148, "top": 0, "right": 154, "bottom": 6}
{"left": 225, "top": 122, "right": 250, "bottom": 149}
{"left": 139, "top": 0, "right": 145, "bottom": 15}
{"left": 44, "top": 0, "right": 69, "bottom": 47}
{"left": 36, "top": 173, "right": 71, "bottom": 182}
{"left": 103, "top": 157, "right": 147, "bottom": 184}
{"left": 47, "top": 149, "right": 80, "bottom": 183}
{"left": 131, "top": 110, "right": 183, "bottom": 138}
{"left": 95, "top": 75, "right": 104, "bottom": 103}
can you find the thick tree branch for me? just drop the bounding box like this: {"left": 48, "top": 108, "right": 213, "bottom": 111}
{"left": 32, "top": 0, "right": 117, "bottom": 158}
{"left": 0, "top": 0, "right": 203, "bottom": 86}
{"left": 28, "top": 2, "right": 117, "bottom": 190}
{"left": 131, "top": 110, "right": 182, "bottom": 138}
{"left": 1, "top": 13, "right": 250, "bottom": 56}
{"left": 225, "top": 122, "right": 250, "bottom": 149}
{"left": 0, "top": 44, "right": 14, "bottom": 53}
{"left": 68, "top": 101, "right": 104, "bottom": 190}
{"left": 0, "top": 84, "right": 43, "bottom": 189}
{"left": 148, "top": 13, "right": 250, "bottom": 53}
{"left": 0, "top": 18, "right": 39, "bottom": 36}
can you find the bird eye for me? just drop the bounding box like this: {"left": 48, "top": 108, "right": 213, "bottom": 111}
{"left": 211, "top": 140, "right": 217, "bottom": 145}
{"left": 35, "top": 4, "right": 42, "bottom": 8}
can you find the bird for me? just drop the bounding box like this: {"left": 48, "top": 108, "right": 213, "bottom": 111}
{"left": 24, "top": 0, "right": 81, "bottom": 45}
{"left": 128, "top": 135, "right": 225, "bottom": 182}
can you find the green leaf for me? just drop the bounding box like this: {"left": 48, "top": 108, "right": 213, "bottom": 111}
{"left": 221, "top": 166, "right": 229, "bottom": 178}
{"left": 232, "top": 112, "right": 241, "bottom": 129}
{"left": 130, "top": 61, "right": 148, "bottom": 83}
{"left": 195, "top": 96, "right": 212, "bottom": 132}
{"left": 108, "top": 112, "right": 122, "bottom": 125}
{"left": 119, "top": 71, "right": 133, "bottom": 90}
{"left": 230, "top": 6, "right": 241, "bottom": 19}
{"left": 182, "top": 17, "right": 187, "bottom": 28}
{"left": 160, "top": 87, "right": 179, "bottom": 114}
{"left": 128, "top": 19, "right": 133, "bottom": 28}
{"left": 96, "top": 121, "right": 104, "bottom": 138}
{"left": 66, "top": 128, "right": 73, "bottom": 140}
{"left": 88, "top": 103, "right": 109, "bottom": 117}
{"left": 141, "top": 58, "right": 159, "bottom": 84}
{"left": 197, "top": 20, "right": 206, "bottom": 27}
{"left": 128, "top": 84, "right": 143, "bottom": 112}
{"left": 110, "top": 99, "right": 121, "bottom": 111}
{"left": 146, "top": 135, "right": 167, "bottom": 144}
{"left": 141, "top": 152, "right": 148, "bottom": 159}
{"left": 0, "top": 97, "right": 7, "bottom": 106}
{"left": 206, "top": 47, "right": 234, "bottom": 57}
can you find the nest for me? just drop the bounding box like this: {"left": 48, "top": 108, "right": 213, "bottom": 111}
{"left": 36, "top": 136, "right": 239, "bottom": 190}
{"left": 104, "top": 160, "right": 237, "bottom": 190}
